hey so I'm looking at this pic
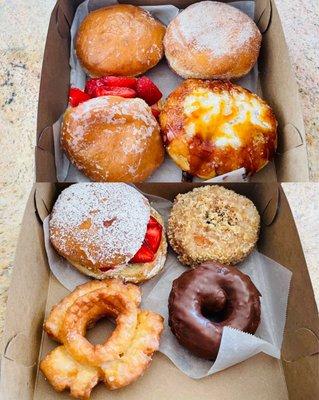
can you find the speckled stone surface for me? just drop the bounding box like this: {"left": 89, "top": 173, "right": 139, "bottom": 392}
{"left": 0, "top": 0, "right": 318, "bottom": 338}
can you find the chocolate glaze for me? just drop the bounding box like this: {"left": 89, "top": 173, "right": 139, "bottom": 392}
{"left": 168, "top": 261, "right": 261, "bottom": 360}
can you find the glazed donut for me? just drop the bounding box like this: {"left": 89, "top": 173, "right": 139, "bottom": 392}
{"left": 160, "top": 79, "right": 278, "bottom": 179}
{"left": 49, "top": 183, "right": 167, "bottom": 283}
{"left": 41, "top": 279, "right": 163, "bottom": 399}
{"left": 168, "top": 261, "right": 261, "bottom": 360}
{"left": 61, "top": 96, "right": 164, "bottom": 182}
{"left": 164, "top": 1, "right": 261, "bottom": 79}
{"left": 168, "top": 185, "right": 260, "bottom": 266}
{"left": 76, "top": 4, "right": 166, "bottom": 77}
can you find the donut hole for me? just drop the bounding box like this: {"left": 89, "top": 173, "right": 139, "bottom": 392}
{"left": 201, "top": 292, "right": 230, "bottom": 323}
{"left": 201, "top": 302, "right": 230, "bottom": 323}
{"left": 85, "top": 316, "right": 115, "bottom": 345}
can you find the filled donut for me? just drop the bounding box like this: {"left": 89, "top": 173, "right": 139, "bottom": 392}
{"left": 49, "top": 183, "right": 167, "bottom": 283}
{"left": 168, "top": 185, "right": 260, "bottom": 266}
{"left": 160, "top": 79, "right": 278, "bottom": 179}
{"left": 164, "top": 1, "right": 261, "bottom": 79}
{"left": 61, "top": 96, "right": 164, "bottom": 182}
{"left": 76, "top": 4, "right": 166, "bottom": 77}
{"left": 168, "top": 261, "right": 261, "bottom": 360}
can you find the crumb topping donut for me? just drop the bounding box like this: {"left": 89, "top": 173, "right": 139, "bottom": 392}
{"left": 164, "top": 1, "right": 261, "bottom": 79}
{"left": 168, "top": 261, "right": 261, "bottom": 360}
{"left": 168, "top": 185, "right": 260, "bottom": 266}
{"left": 61, "top": 96, "right": 164, "bottom": 182}
{"left": 76, "top": 4, "right": 166, "bottom": 77}
{"left": 49, "top": 183, "right": 167, "bottom": 283}
{"left": 160, "top": 79, "right": 278, "bottom": 179}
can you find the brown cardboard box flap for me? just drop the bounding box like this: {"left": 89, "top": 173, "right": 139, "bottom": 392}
{"left": 35, "top": 0, "right": 309, "bottom": 182}
{"left": 1, "top": 183, "right": 318, "bottom": 400}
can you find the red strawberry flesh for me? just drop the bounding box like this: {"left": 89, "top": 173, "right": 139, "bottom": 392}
{"left": 136, "top": 76, "right": 162, "bottom": 105}
{"left": 93, "top": 86, "right": 136, "bottom": 98}
{"left": 130, "top": 242, "right": 155, "bottom": 263}
{"left": 85, "top": 76, "right": 137, "bottom": 96}
{"left": 151, "top": 104, "right": 160, "bottom": 119}
{"left": 130, "top": 216, "right": 162, "bottom": 264}
{"left": 69, "top": 88, "right": 91, "bottom": 107}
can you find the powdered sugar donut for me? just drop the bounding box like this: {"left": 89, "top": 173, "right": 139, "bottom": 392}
{"left": 49, "top": 183, "right": 167, "bottom": 283}
{"left": 61, "top": 96, "right": 164, "bottom": 182}
{"left": 164, "top": 1, "right": 261, "bottom": 79}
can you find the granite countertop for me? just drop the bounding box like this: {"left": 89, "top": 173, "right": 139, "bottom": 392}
{"left": 0, "top": 0, "right": 318, "bottom": 337}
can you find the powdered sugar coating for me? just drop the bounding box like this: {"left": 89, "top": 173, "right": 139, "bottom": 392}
{"left": 172, "top": 1, "right": 258, "bottom": 57}
{"left": 164, "top": 1, "right": 261, "bottom": 79}
{"left": 49, "top": 183, "right": 150, "bottom": 268}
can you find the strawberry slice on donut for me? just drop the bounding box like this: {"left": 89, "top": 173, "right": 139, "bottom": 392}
{"left": 130, "top": 216, "right": 163, "bottom": 264}
{"left": 92, "top": 86, "right": 136, "bottom": 98}
{"left": 69, "top": 88, "right": 91, "bottom": 107}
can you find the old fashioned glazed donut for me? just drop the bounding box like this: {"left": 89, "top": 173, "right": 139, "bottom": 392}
{"left": 41, "top": 279, "right": 164, "bottom": 399}
{"left": 168, "top": 261, "right": 261, "bottom": 360}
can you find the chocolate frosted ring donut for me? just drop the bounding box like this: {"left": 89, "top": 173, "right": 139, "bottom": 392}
{"left": 168, "top": 261, "right": 261, "bottom": 360}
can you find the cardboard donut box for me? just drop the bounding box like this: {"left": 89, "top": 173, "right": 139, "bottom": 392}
{"left": 0, "top": 183, "right": 318, "bottom": 399}
{"left": 35, "top": 0, "right": 309, "bottom": 182}
{"left": 1, "top": 1, "right": 318, "bottom": 400}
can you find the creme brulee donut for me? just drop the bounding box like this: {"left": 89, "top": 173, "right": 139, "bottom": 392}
{"left": 168, "top": 261, "right": 261, "bottom": 360}
{"left": 49, "top": 183, "right": 167, "bottom": 283}
{"left": 160, "top": 79, "right": 277, "bottom": 179}
{"left": 61, "top": 96, "right": 164, "bottom": 182}
{"left": 164, "top": 1, "right": 261, "bottom": 79}
{"left": 168, "top": 185, "right": 260, "bottom": 266}
{"left": 76, "top": 4, "right": 166, "bottom": 77}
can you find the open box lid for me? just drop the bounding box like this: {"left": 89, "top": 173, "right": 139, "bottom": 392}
{"left": 35, "top": 0, "right": 309, "bottom": 182}
{"left": 1, "top": 183, "right": 318, "bottom": 399}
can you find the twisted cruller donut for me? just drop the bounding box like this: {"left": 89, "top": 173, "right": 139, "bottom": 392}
{"left": 168, "top": 261, "right": 261, "bottom": 360}
{"left": 40, "top": 279, "right": 163, "bottom": 399}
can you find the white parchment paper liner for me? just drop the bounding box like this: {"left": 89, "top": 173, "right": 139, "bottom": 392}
{"left": 43, "top": 191, "right": 292, "bottom": 378}
{"left": 53, "top": 0, "right": 258, "bottom": 182}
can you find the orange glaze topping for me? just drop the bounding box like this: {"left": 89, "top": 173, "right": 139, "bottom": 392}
{"left": 160, "top": 79, "right": 278, "bottom": 179}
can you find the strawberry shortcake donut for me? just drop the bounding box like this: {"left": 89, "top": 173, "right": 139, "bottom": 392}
{"left": 49, "top": 183, "right": 167, "bottom": 283}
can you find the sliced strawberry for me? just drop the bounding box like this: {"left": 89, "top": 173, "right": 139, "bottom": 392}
{"left": 130, "top": 217, "right": 162, "bottom": 264}
{"left": 151, "top": 104, "right": 160, "bottom": 119}
{"left": 85, "top": 78, "right": 106, "bottom": 96}
{"left": 145, "top": 216, "right": 162, "bottom": 253}
{"left": 130, "top": 242, "right": 155, "bottom": 263}
{"left": 93, "top": 86, "right": 136, "bottom": 98}
{"left": 136, "top": 76, "right": 162, "bottom": 105}
{"left": 85, "top": 76, "right": 137, "bottom": 95}
{"left": 101, "top": 76, "right": 137, "bottom": 89}
{"left": 69, "top": 87, "right": 91, "bottom": 107}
